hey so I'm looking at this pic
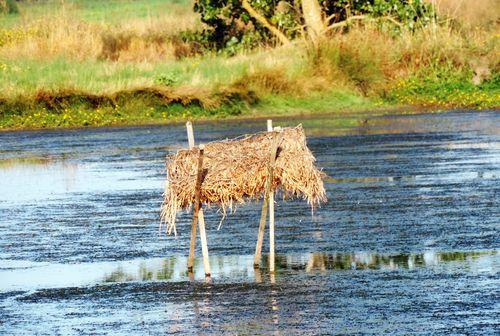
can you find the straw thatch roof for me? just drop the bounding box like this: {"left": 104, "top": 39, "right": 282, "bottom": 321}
{"left": 161, "top": 125, "right": 327, "bottom": 234}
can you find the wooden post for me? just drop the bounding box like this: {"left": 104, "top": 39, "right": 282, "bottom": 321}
{"left": 267, "top": 120, "right": 276, "bottom": 273}
{"left": 187, "top": 122, "right": 197, "bottom": 271}
{"left": 185, "top": 122, "right": 211, "bottom": 276}
{"left": 187, "top": 145, "right": 203, "bottom": 271}
{"left": 186, "top": 121, "right": 195, "bottom": 149}
{"left": 197, "top": 163, "right": 211, "bottom": 277}
{"left": 254, "top": 124, "right": 281, "bottom": 268}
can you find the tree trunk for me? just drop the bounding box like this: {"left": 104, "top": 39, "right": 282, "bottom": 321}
{"left": 301, "top": 0, "right": 325, "bottom": 42}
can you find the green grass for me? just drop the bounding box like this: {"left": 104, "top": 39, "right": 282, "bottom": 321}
{"left": 0, "top": 0, "right": 498, "bottom": 131}
{"left": 0, "top": 55, "right": 255, "bottom": 96}
{"left": 0, "top": 102, "right": 243, "bottom": 130}
{"left": 0, "top": 0, "right": 192, "bottom": 26}
{"left": 388, "top": 75, "right": 500, "bottom": 110}
{"left": 0, "top": 84, "right": 381, "bottom": 130}
{"left": 0, "top": 52, "right": 497, "bottom": 131}
{"left": 256, "top": 91, "right": 378, "bottom": 116}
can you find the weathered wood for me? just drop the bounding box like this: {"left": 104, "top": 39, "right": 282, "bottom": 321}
{"left": 186, "top": 122, "right": 197, "bottom": 271}
{"left": 187, "top": 206, "right": 198, "bottom": 271}
{"left": 186, "top": 121, "right": 195, "bottom": 149}
{"left": 267, "top": 120, "right": 276, "bottom": 273}
{"left": 267, "top": 119, "right": 273, "bottom": 132}
{"left": 254, "top": 127, "right": 281, "bottom": 268}
{"left": 188, "top": 145, "right": 205, "bottom": 271}
{"left": 186, "top": 123, "right": 211, "bottom": 276}
{"left": 254, "top": 267, "right": 262, "bottom": 283}
{"left": 198, "top": 207, "right": 211, "bottom": 277}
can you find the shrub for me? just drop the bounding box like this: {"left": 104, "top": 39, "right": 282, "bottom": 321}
{"left": 193, "top": 0, "right": 435, "bottom": 49}
{"left": 154, "top": 73, "right": 180, "bottom": 87}
{"left": 99, "top": 32, "right": 133, "bottom": 61}
{"left": 0, "top": 0, "right": 19, "bottom": 15}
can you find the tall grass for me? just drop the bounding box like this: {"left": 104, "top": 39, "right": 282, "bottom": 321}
{"left": 0, "top": 0, "right": 199, "bottom": 61}
{"left": 431, "top": 0, "right": 500, "bottom": 28}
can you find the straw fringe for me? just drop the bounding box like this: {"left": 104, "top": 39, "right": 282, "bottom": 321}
{"left": 161, "top": 125, "right": 327, "bottom": 234}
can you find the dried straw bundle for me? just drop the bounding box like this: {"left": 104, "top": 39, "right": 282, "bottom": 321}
{"left": 161, "top": 125, "right": 327, "bottom": 233}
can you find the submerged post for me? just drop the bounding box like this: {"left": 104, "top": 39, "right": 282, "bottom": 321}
{"left": 186, "top": 123, "right": 211, "bottom": 276}
{"left": 254, "top": 121, "right": 281, "bottom": 268}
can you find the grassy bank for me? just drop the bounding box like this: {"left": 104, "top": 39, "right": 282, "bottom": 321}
{"left": 0, "top": 0, "right": 498, "bottom": 130}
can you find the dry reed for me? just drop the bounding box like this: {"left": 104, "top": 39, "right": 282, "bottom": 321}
{"left": 161, "top": 125, "right": 327, "bottom": 233}
{"left": 0, "top": 4, "right": 199, "bottom": 61}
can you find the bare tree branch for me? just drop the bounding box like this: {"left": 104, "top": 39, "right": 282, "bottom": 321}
{"left": 324, "top": 15, "right": 367, "bottom": 32}
{"left": 241, "top": 0, "right": 291, "bottom": 45}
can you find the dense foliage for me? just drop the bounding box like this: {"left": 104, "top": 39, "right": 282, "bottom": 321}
{"left": 193, "top": 0, "right": 435, "bottom": 49}
{"left": 0, "top": 0, "right": 19, "bottom": 14}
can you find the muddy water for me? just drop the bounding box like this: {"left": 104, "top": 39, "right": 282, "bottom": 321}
{"left": 0, "top": 110, "right": 499, "bottom": 335}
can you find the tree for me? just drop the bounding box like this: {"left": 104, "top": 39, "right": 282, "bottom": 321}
{"left": 193, "top": 0, "right": 435, "bottom": 49}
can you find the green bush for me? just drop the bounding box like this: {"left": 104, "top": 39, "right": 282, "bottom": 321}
{"left": 154, "top": 73, "right": 180, "bottom": 87}
{"left": 193, "top": 0, "right": 435, "bottom": 50}
{"left": 0, "top": 0, "right": 19, "bottom": 15}
{"left": 323, "top": 0, "right": 434, "bottom": 29}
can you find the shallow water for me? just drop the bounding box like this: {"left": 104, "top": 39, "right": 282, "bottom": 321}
{"left": 0, "top": 110, "right": 499, "bottom": 335}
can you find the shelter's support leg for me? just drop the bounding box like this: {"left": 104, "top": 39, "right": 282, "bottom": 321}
{"left": 187, "top": 121, "right": 197, "bottom": 272}
{"left": 187, "top": 144, "right": 206, "bottom": 273}
{"left": 187, "top": 208, "right": 198, "bottom": 271}
{"left": 254, "top": 195, "right": 269, "bottom": 268}
{"left": 186, "top": 121, "right": 195, "bottom": 149}
{"left": 269, "top": 192, "right": 275, "bottom": 273}
{"left": 267, "top": 119, "right": 276, "bottom": 273}
{"left": 198, "top": 208, "right": 211, "bottom": 277}
{"left": 254, "top": 125, "right": 282, "bottom": 268}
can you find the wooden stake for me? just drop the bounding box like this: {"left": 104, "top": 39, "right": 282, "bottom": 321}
{"left": 198, "top": 207, "right": 211, "bottom": 277}
{"left": 187, "top": 145, "right": 204, "bottom": 271}
{"left": 187, "top": 203, "right": 198, "bottom": 271}
{"left": 254, "top": 125, "right": 281, "bottom": 268}
{"left": 267, "top": 119, "right": 273, "bottom": 132}
{"left": 267, "top": 120, "right": 276, "bottom": 273}
{"left": 186, "top": 121, "right": 195, "bottom": 149}
{"left": 185, "top": 121, "right": 211, "bottom": 276}
{"left": 187, "top": 122, "right": 196, "bottom": 271}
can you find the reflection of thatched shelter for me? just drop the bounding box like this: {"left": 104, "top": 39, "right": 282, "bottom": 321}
{"left": 161, "top": 125, "right": 326, "bottom": 233}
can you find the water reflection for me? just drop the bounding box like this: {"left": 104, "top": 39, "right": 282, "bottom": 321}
{"left": 267, "top": 110, "right": 500, "bottom": 137}
{"left": 99, "top": 250, "right": 500, "bottom": 280}
{"left": 104, "top": 258, "right": 176, "bottom": 282}
{"left": 0, "top": 156, "right": 54, "bottom": 168}
{"left": 0, "top": 155, "right": 161, "bottom": 203}
{"left": 0, "top": 250, "right": 496, "bottom": 292}
{"left": 292, "top": 251, "right": 496, "bottom": 271}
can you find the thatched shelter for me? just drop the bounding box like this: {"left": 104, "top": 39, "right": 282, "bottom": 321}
{"left": 161, "top": 124, "right": 327, "bottom": 234}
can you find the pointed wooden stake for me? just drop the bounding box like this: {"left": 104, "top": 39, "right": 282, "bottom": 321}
{"left": 198, "top": 207, "right": 211, "bottom": 277}
{"left": 254, "top": 122, "right": 281, "bottom": 268}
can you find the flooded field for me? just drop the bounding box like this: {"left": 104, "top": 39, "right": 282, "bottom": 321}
{"left": 0, "top": 110, "right": 499, "bottom": 335}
